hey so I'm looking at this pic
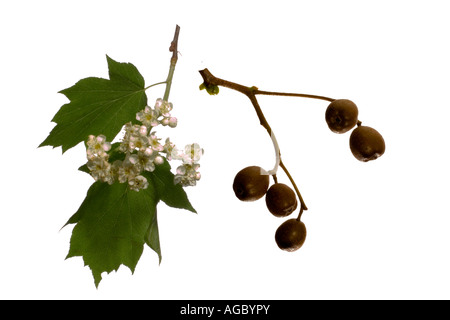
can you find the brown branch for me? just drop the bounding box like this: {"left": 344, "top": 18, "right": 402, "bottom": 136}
{"left": 163, "top": 25, "right": 181, "bottom": 101}
{"left": 169, "top": 25, "right": 180, "bottom": 64}
{"left": 255, "top": 90, "right": 335, "bottom": 102}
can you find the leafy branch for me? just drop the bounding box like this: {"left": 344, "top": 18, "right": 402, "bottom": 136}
{"left": 40, "top": 25, "right": 203, "bottom": 287}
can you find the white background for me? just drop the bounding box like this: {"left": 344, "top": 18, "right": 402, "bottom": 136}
{"left": 1, "top": 0, "right": 450, "bottom": 300}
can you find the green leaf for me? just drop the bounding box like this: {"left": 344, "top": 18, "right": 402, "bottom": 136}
{"left": 143, "top": 159, "right": 197, "bottom": 263}
{"left": 67, "top": 158, "right": 196, "bottom": 287}
{"left": 145, "top": 209, "right": 162, "bottom": 264}
{"left": 40, "top": 56, "right": 147, "bottom": 153}
{"left": 64, "top": 180, "right": 157, "bottom": 288}
{"left": 146, "top": 158, "right": 197, "bottom": 213}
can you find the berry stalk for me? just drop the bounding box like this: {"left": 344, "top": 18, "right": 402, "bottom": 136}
{"left": 255, "top": 90, "right": 335, "bottom": 102}
{"left": 199, "top": 68, "right": 310, "bottom": 214}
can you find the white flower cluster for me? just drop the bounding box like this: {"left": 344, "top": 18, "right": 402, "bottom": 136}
{"left": 85, "top": 98, "right": 203, "bottom": 191}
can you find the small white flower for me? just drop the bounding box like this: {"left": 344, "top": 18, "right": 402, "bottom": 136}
{"left": 109, "top": 160, "right": 122, "bottom": 183}
{"left": 87, "top": 156, "right": 112, "bottom": 183}
{"left": 154, "top": 98, "right": 173, "bottom": 117}
{"left": 120, "top": 122, "right": 140, "bottom": 153}
{"left": 117, "top": 153, "right": 141, "bottom": 183}
{"left": 86, "top": 134, "right": 111, "bottom": 159}
{"left": 182, "top": 143, "right": 204, "bottom": 165}
{"left": 148, "top": 132, "right": 164, "bottom": 152}
{"left": 174, "top": 163, "right": 202, "bottom": 187}
{"left": 129, "top": 134, "right": 149, "bottom": 152}
{"left": 128, "top": 175, "right": 149, "bottom": 192}
{"left": 136, "top": 150, "right": 156, "bottom": 172}
{"left": 143, "top": 160, "right": 156, "bottom": 172}
{"left": 162, "top": 138, "right": 179, "bottom": 161}
{"left": 127, "top": 153, "right": 139, "bottom": 166}
{"left": 136, "top": 106, "right": 159, "bottom": 128}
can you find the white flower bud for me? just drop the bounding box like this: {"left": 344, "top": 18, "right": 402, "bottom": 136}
{"left": 143, "top": 147, "right": 153, "bottom": 157}
{"left": 160, "top": 117, "right": 169, "bottom": 126}
{"left": 139, "top": 125, "right": 148, "bottom": 136}
{"left": 154, "top": 155, "right": 164, "bottom": 165}
{"left": 168, "top": 117, "right": 177, "bottom": 128}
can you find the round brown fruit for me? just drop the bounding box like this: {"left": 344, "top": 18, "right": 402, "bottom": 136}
{"left": 233, "top": 166, "right": 270, "bottom": 201}
{"left": 349, "top": 125, "right": 385, "bottom": 161}
{"left": 325, "top": 99, "right": 359, "bottom": 134}
{"left": 275, "top": 219, "right": 307, "bottom": 252}
{"left": 265, "top": 183, "right": 297, "bottom": 217}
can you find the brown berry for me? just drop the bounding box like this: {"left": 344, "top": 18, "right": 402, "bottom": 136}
{"left": 349, "top": 124, "right": 385, "bottom": 161}
{"left": 233, "top": 166, "right": 270, "bottom": 201}
{"left": 265, "top": 183, "right": 297, "bottom": 217}
{"left": 275, "top": 219, "right": 307, "bottom": 252}
{"left": 325, "top": 99, "right": 359, "bottom": 134}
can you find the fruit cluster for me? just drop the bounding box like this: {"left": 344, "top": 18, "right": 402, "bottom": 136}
{"left": 199, "top": 68, "right": 385, "bottom": 253}
{"left": 325, "top": 99, "right": 385, "bottom": 161}
{"left": 233, "top": 166, "right": 306, "bottom": 252}
{"left": 232, "top": 99, "right": 385, "bottom": 252}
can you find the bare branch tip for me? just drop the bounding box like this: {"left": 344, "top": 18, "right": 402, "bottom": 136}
{"left": 169, "top": 25, "right": 181, "bottom": 54}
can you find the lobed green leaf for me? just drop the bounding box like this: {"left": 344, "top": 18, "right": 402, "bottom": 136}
{"left": 67, "top": 158, "right": 195, "bottom": 287}
{"left": 40, "top": 56, "right": 147, "bottom": 153}
{"left": 64, "top": 181, "right": 157, "bottom": 288}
